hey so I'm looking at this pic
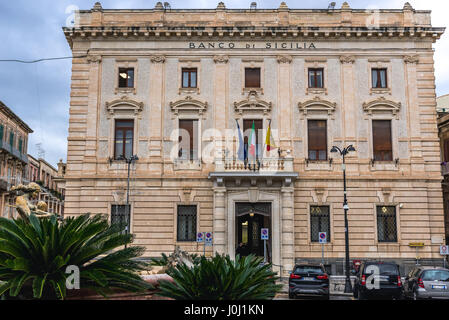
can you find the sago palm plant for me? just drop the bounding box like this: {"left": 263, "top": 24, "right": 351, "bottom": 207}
{"left": 0, "top": 214, "right": 152, "bottom": 300}
{"left": 157, "top": 253, "right": 282, "bottom": 300}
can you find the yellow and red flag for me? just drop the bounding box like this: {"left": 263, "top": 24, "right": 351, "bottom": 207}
{"left": 265, "top": 120, "right": 276, "bottom": 152}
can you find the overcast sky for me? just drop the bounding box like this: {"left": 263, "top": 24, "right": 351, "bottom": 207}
{"left": 0, "top": 0, "right": 447, "bottom": 167}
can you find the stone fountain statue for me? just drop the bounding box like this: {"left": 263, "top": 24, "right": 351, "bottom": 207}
{"left": 10, "top": 183, "right": 61, "bottom": 221}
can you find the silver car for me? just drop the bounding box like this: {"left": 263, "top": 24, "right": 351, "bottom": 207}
{"left": 403, "top": 266, "right": 449, "bottom": 300}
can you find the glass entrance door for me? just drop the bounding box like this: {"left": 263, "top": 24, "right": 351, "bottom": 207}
{"left": 235, "top": 203, "right": 271, "bottom": 261}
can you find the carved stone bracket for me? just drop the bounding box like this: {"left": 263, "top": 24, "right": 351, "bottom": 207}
{"left": 150, "top": 55, "right": 166, "bottom": 63}
{"left": 106, "top": 96, "right": 144, "bottom": 118}
{"left": 404, "top": 55, "right": 419, "bottom": 64}
{"left": 362, "top": 96, "right": 401, "bottom": 119}
{"left": 170, "top": 96, "right": 208, "bottom": 119}
{"left": 87, "top": 55, "right": 102, "bottom": 64}
{"left": 234, "top": 90, "right": 272, "bottom": 117}
{"left": 213, "top": 55, "right": 229, "bottom": 64}
{"left": 277, "top": 55, "right": 292, "bottom": 64}
{"left": 298, "top": 96, "right": 337, "bottom": 119}
{"left": 339, "top": 55, "right": 356, "bottom": 64}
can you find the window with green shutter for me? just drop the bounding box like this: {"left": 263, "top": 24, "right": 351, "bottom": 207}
{"left": 0, "top": 125, "right": 3, "bottom": 141}
{"left": 18, "top": 138, "right": 23, "bottom": 154}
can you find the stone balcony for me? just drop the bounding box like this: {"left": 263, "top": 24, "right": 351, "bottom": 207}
{"left": 209, "top": 153, "right": 298, "bottom": 187}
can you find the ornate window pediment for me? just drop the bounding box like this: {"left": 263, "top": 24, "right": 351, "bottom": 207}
{"left": 363, "top": 97, "right": 401, "bottom": 118}
{"left": 170, "top": 96, "right": 208, "bottom": 119}
{"left": 298, "top": 96, "right": 336, "bottom": 119}
{"left": 106, "top": 97, "right": 143, "bottom": 118}
{"left": 234, "top": 90, "right": 272, "bottom": 116}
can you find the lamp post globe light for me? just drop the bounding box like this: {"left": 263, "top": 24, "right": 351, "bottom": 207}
{"left": 117, "top": 154, "right": 139, "bottom": 248}
{"left": 330, "top": 145, "right": 355, "bottom": 294}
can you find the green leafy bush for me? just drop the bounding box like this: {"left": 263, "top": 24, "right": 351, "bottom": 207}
{"left": 0, "top": 214, "right": 152, "bottom": 300}
{"left": 157, "top": 254, "right": 282, "bottom": 300}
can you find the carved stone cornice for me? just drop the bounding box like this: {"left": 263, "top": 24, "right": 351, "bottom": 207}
{"left": 105, "top": 96, "right": 144, "bottom": 118}
{"left": 234, "top": 90, "right": 272, "bottom": 117}
{"left": 87, "top": 55, "right": 102, "bottom": 64}
{"left": 339, "top": 55, "right": 356, "bottom": 64}
{"left": 404, "top": 55, "right": 419, "bottom": 64}
{"left": 362, "top": 96, "right": 401, "bottom": 118}
{"left": 298, "top": 96, "right": 337, "bottom": 119}
{"left": 277, "top": 55, "right": 292, "bottom": 64}
{"left": 150, "top": 55, "right": 166, "bottom": 63}
{"left": 170, "top": 96, "right": 208, "bottom": 119}
{"left": 213, "top": 55, "right": 229, "bottom": 64}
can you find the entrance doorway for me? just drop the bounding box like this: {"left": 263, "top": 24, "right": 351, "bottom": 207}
{"left": 235, "top": 203, "right": 271, "bottom": 261}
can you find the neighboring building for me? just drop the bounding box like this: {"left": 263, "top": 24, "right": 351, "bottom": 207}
{"left": 63, "top": 2, "right": 446, "bottom": 275}
{"left": 437, "top": 95, "right": 449, "bottom": 245}
{"left": 437, "top": 94, "right": 449, "bottom": 113}
{"left": 0, "top": 101, "right": 33, "bottom": 218}
{"left": 26, "top": 154, "right": 65, "bottom": 216}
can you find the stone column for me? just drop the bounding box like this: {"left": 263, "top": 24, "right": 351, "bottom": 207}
{"left": 149, "top": 55, "right": 166, "bottom": 172}
{"left": 213, "top": 55, "right": 229, "bottom": 159}
{"left": 281, "top": 182, "right": 295, "bottom": 277}
{"left": 213, "top": 181, "right": 227, "bottom": 255}
{"left": 84, "top": 55, "right": 102, "bottom": 174}
{"left": 339, "top": 55, "right": 356, "bottom": 146}
{"left": 277, "top": 55, "right": 292, "bottom": 151}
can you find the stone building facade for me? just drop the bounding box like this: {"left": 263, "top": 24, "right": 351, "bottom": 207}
{"left": 63, "top": 2, "right": 446, "bottom": 275}
{"left": 0, "top": 101, "right": 33, "bottom": 218}
{"left": 26, "top": 155, "right": 65, "bottom": 216}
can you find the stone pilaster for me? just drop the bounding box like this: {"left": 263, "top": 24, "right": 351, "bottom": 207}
{"left": 213, "top": 184, "right": 227, "bottom": 255}
{"left": 149, "top": 55, "right": 165, "bottom": 171}
{"left": 281, "top": 184, "right": 294, "bottom": 277}
{"left": 213, "top": 55, "right": 228, "bottom": 157}
{"left": 339, "top": 55, "right": 356, "bottom": 146}
{"left": 278, "top": 55, "right": 292, "bottom": 151}
{"left": 84, "top": 55, "right": 102, "bottom": 174}
{"left": 404, "top": 55, "right": 424, "bottom": 172}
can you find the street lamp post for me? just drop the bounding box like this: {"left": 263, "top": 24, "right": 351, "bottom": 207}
{"left": 330, "top": 145, "right": 356, "bottom": 294}
{"left": 117, "top": 154, "right": 139, "bottom": 248}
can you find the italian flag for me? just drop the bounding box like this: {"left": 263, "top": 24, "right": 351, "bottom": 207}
{"left": 248, "top": 121, "right": 256, "bottom": 159}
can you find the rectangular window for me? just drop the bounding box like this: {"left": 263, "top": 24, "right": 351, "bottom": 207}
{"left": 9, "top": 132, "right": 14, "bottom": 148}
{"left": 182, "top": 68, "right": 197, "bottom": 88}
{"left": 308, "top": 68, "right": 324, "bottom": 88}
{"left": 0, "top": 125, "right": 3, "bottom": 142}
{"left": 111, "top": 205, "right": 131, "bottom": 233}
{"left": 118, "top": 68, "right": 135, "bottom": 88}
{"left": 177, "top": 205, "right": 197, "bottom": 241}
{"left": 373, "top": 120, "right": 393, "bottom": 161}
{"left": 372, "top": 68, "right": 387, "bottom": 88}
{"left": 308, "top": 120, "right": 327, "bottom": 161}
{"left": 245, "top": 68, "right": 261, "bottom": 88}
{"left": 114, "top": 120, "right": 134, "bottom": 160}
{"left": 310, "top": 206, "right": 330, "bottom": 242}
{"left": 377, "top": 206, "right": 397, "bottom": 242}
{"left": 18, "top": 138, "right": 22, "bottom": 154}
{"left": 178, "top": 120, "right": 198, "bottom": 161}
{"left": 243, "top": 119, "right": 263, "bottom": 160}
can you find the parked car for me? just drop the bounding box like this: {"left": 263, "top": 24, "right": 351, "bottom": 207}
{"left": 403, "top": 266, "right": 449, "bottom": 300}
{"left": 353, "top": 261, "right": 402, "bottom": 300}
{"left": 289, "top": 264, "right": 330, "bottom": 299}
